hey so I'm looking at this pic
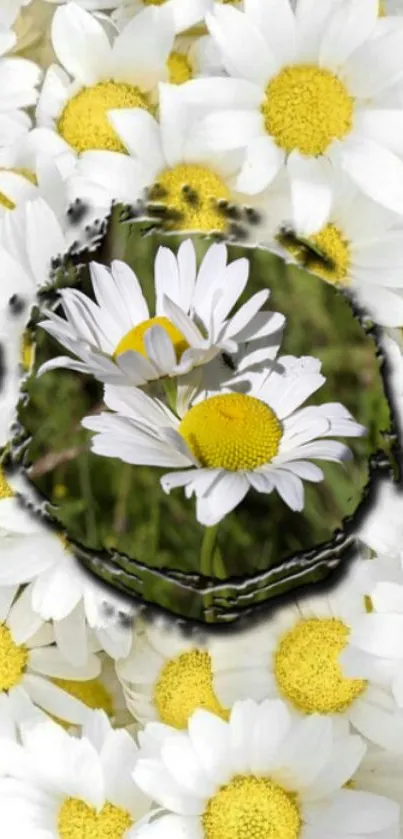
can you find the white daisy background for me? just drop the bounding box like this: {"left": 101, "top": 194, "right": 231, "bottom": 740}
{"left": 0, "top": 0, "right": 403, "bottom": 835}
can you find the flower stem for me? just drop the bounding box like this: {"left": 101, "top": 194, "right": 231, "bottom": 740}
{"left": 200, "top": 524, "right": 219, "bottom": 616}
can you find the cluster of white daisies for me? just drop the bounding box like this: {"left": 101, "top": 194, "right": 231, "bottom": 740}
{"left": 2, "top": 470, "right": 403, "bottom": 837}
{"left": 1, "top": 0, "right": 403, "bottom": 836}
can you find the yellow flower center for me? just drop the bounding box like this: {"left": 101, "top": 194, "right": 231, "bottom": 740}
{"left": 262, "top": 65, "right": 354, "bottom": 156}
{"left": 0, "top": 467, "right": 14, "bottom": 500}
{"left": 0, "top": 167, "right": 37, "bottom": 210}
{"left": 57, "top": 81, "right": 150, "bottom": 153}
{"left": 167, "top": 51, "right": 193, "bottom": 85}
{"left": 153, "top": 649, "right": 228, "bottom": 729}
{"left": 274, "top": 617, "right": 367, "bottom": 715}
{"left": 0, "top": 624, "right": 28, "bottom": 692}
{"left": 58, "top": 799, "right": 132, "bottom": 839}
{"left": 203, "top": 775, "right": 301, "bottom": 839}
{"left": 281, "top": 223, "right": 351, "bottom": 286}
{"left": 179, "top": 393, "right": 282, "bottom": 471}
{"left": 149, "top": 163, "right": 231, "bottom": 232}
{"left": 113, "top": 316, "right": 189, "bottom": 361}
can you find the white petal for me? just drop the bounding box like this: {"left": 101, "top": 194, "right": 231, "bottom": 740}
{"left": 206, "top": 7, "right": 277, "bottom": 85}
{"left": 340, "top": 138, "right": 403, "bottom": 216}
{"left": 235, "top": 136, "right": 284, "bottom": 194}
{"left": 51, "top": 4, "right": 112, "bottom": 85}
{"left": 287, "top": 152, "right": 333, "bottom": 235}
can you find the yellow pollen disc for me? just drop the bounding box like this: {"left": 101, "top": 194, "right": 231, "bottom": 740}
{"left": 150, "top": 163, "right": 231, "bottom": 232}
{"left": 0, "top": 167, "right": 37, "bottom": 210}
{"left": 179, "top": 393, "right": 282, "bottom": 471}
{"left": 262, "top": 65, "right": 354, "bottom": 156}
{"left": 203, "top": 775, "right": 301, "bottom": 839}
{"left": 153, "top": 649, "right": 228, "bottom": 729}
{"left": 113, "top": 316, "right": 189, "bottom": 361}
{"left": 284, "top": 223, "right": 351, "bottom": 286}
{"left": 167, "top": 51, "right": 193, "bottom": 85}
{"left": 274, "top": 617, "right": 367, "bottom": 714}
{"left": 0, "top": 624, "right": 28, "bottom": 692}
{"left": 58, "top": 799, "right": 132, "bottom": 839}
{"left": 0, "top": 467, "right": 14, "bottom": 500}
{"left": 143, "top": 0, "right": 166, "bottom": 4}
{"left": 57, "top": 81, "right": 150, "bottom": 153}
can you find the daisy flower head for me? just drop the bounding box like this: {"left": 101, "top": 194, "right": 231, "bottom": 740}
{"left": 0, "top": 710, "right": 151, "bottom": 837}
{"left": 276, "top": 178, "right": 403, "bottom": 327}
{"left": 132, "top": 699, "right": 400, "bottom": 839}
{"left": 35, "top": 2, "right": 198, "bottom": 163}
{"left": 0, "top": 584, "right": 102, "bottom": 729}
{"left": 116, "top": 619, "right": 227, "bottom": 730}
{"left": 37, "top": 238, "right": 284, "bottom": 387}
{"left": 0, "top": 467, "right": 133, "bottom": 665}
{"left": 78, "top": 82, "right": 281, "bottom": 240}
{"left": 82, "top": 354, "right": 366, "bottom": 526}
{"left": 185, "top": 0, "right": 403, "bottom": 223}
{"left": 210, "top": 555, "right": 403, "bottom": 751}
{"left": 0, "top": 26, "right": 42, "bottom": 165}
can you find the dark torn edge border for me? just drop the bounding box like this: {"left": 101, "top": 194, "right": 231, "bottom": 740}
{"left": 2, "top": 249, "right": 401, "bottom": 632}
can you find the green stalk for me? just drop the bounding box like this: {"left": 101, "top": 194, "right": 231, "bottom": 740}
{"left": 200, "top": 524, "right": 219, "bottom": 616}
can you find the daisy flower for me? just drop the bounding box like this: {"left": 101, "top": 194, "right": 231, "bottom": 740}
{"left": 183, "top": 0, "right": 403, "bottom": 221}
{"left": 276, "top": 179, "right": 403, "bottom": 327}
{"left": 0, "top": 27, "right": 42, "bottom": 165}
{"left": 0, "top": 585, "right": 102, "bottom": 728}
{"left": 209, "top": 556, "right": 403, "bottom": 752}
{"left": 132, "top": 699, "right": 399, "bottom": 839}
{"left": 83, "top": 355, "right": 366, "bottom": 526}
{"left": 0, "top": 146, "right": 110, "bottom": 252}
{"left": 78, "top": 82, "right": 283, "bottom": 239}
{"left": 0, "top": 710, "right": 151, "bottom": 836}
{"left": 37, "top": 239, "right": 284, "bottom": 387}
{"left": 0, "top": 467, "right": 134, "bottom": 665}
{"left": 116, "top": 619, "right": 226, "bottom": 730}
{"left": 34, "top": 2, "right": 200, "bottom": 163}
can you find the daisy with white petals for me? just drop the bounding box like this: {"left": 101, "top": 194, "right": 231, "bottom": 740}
{"left": 0, "top": 710, "right": 151, "bottom": 837}
{"left": 0, "top": 585, "right": 101, "bottom": 728}
{"left": 210, "top": 557, "right": 403, "bottom": 752}
{"left": 132, "top": 699, "right": 400, "bottom": 839}
{"left": 278, "top": 179, "right": 403, "bottom": 327}
{"left": 184, "top": 0, "right": 403, "bottom": 222}
{"left": 83, "top": 354, "right": 365, "bottom": 525}
{"left": 37, "top": 239, "right": 284, "bottom": 387}
{"left": 78, "top": 82, "right": 281, "bottom": 239}
{"left": 34, "top": 2, "right": 187, "bottom": 163}
{"left": 0, "top": 26, "right": 41, "bottom": 165}
{"left": 116, "top": 619, "right": 225, "bottom": 730}
{"left": 0, "top": 467, "right": 133, "bottom": 665}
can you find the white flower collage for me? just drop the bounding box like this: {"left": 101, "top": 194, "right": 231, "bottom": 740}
{"left": 1, "top": 0, "right": 403, "bottom": 836}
